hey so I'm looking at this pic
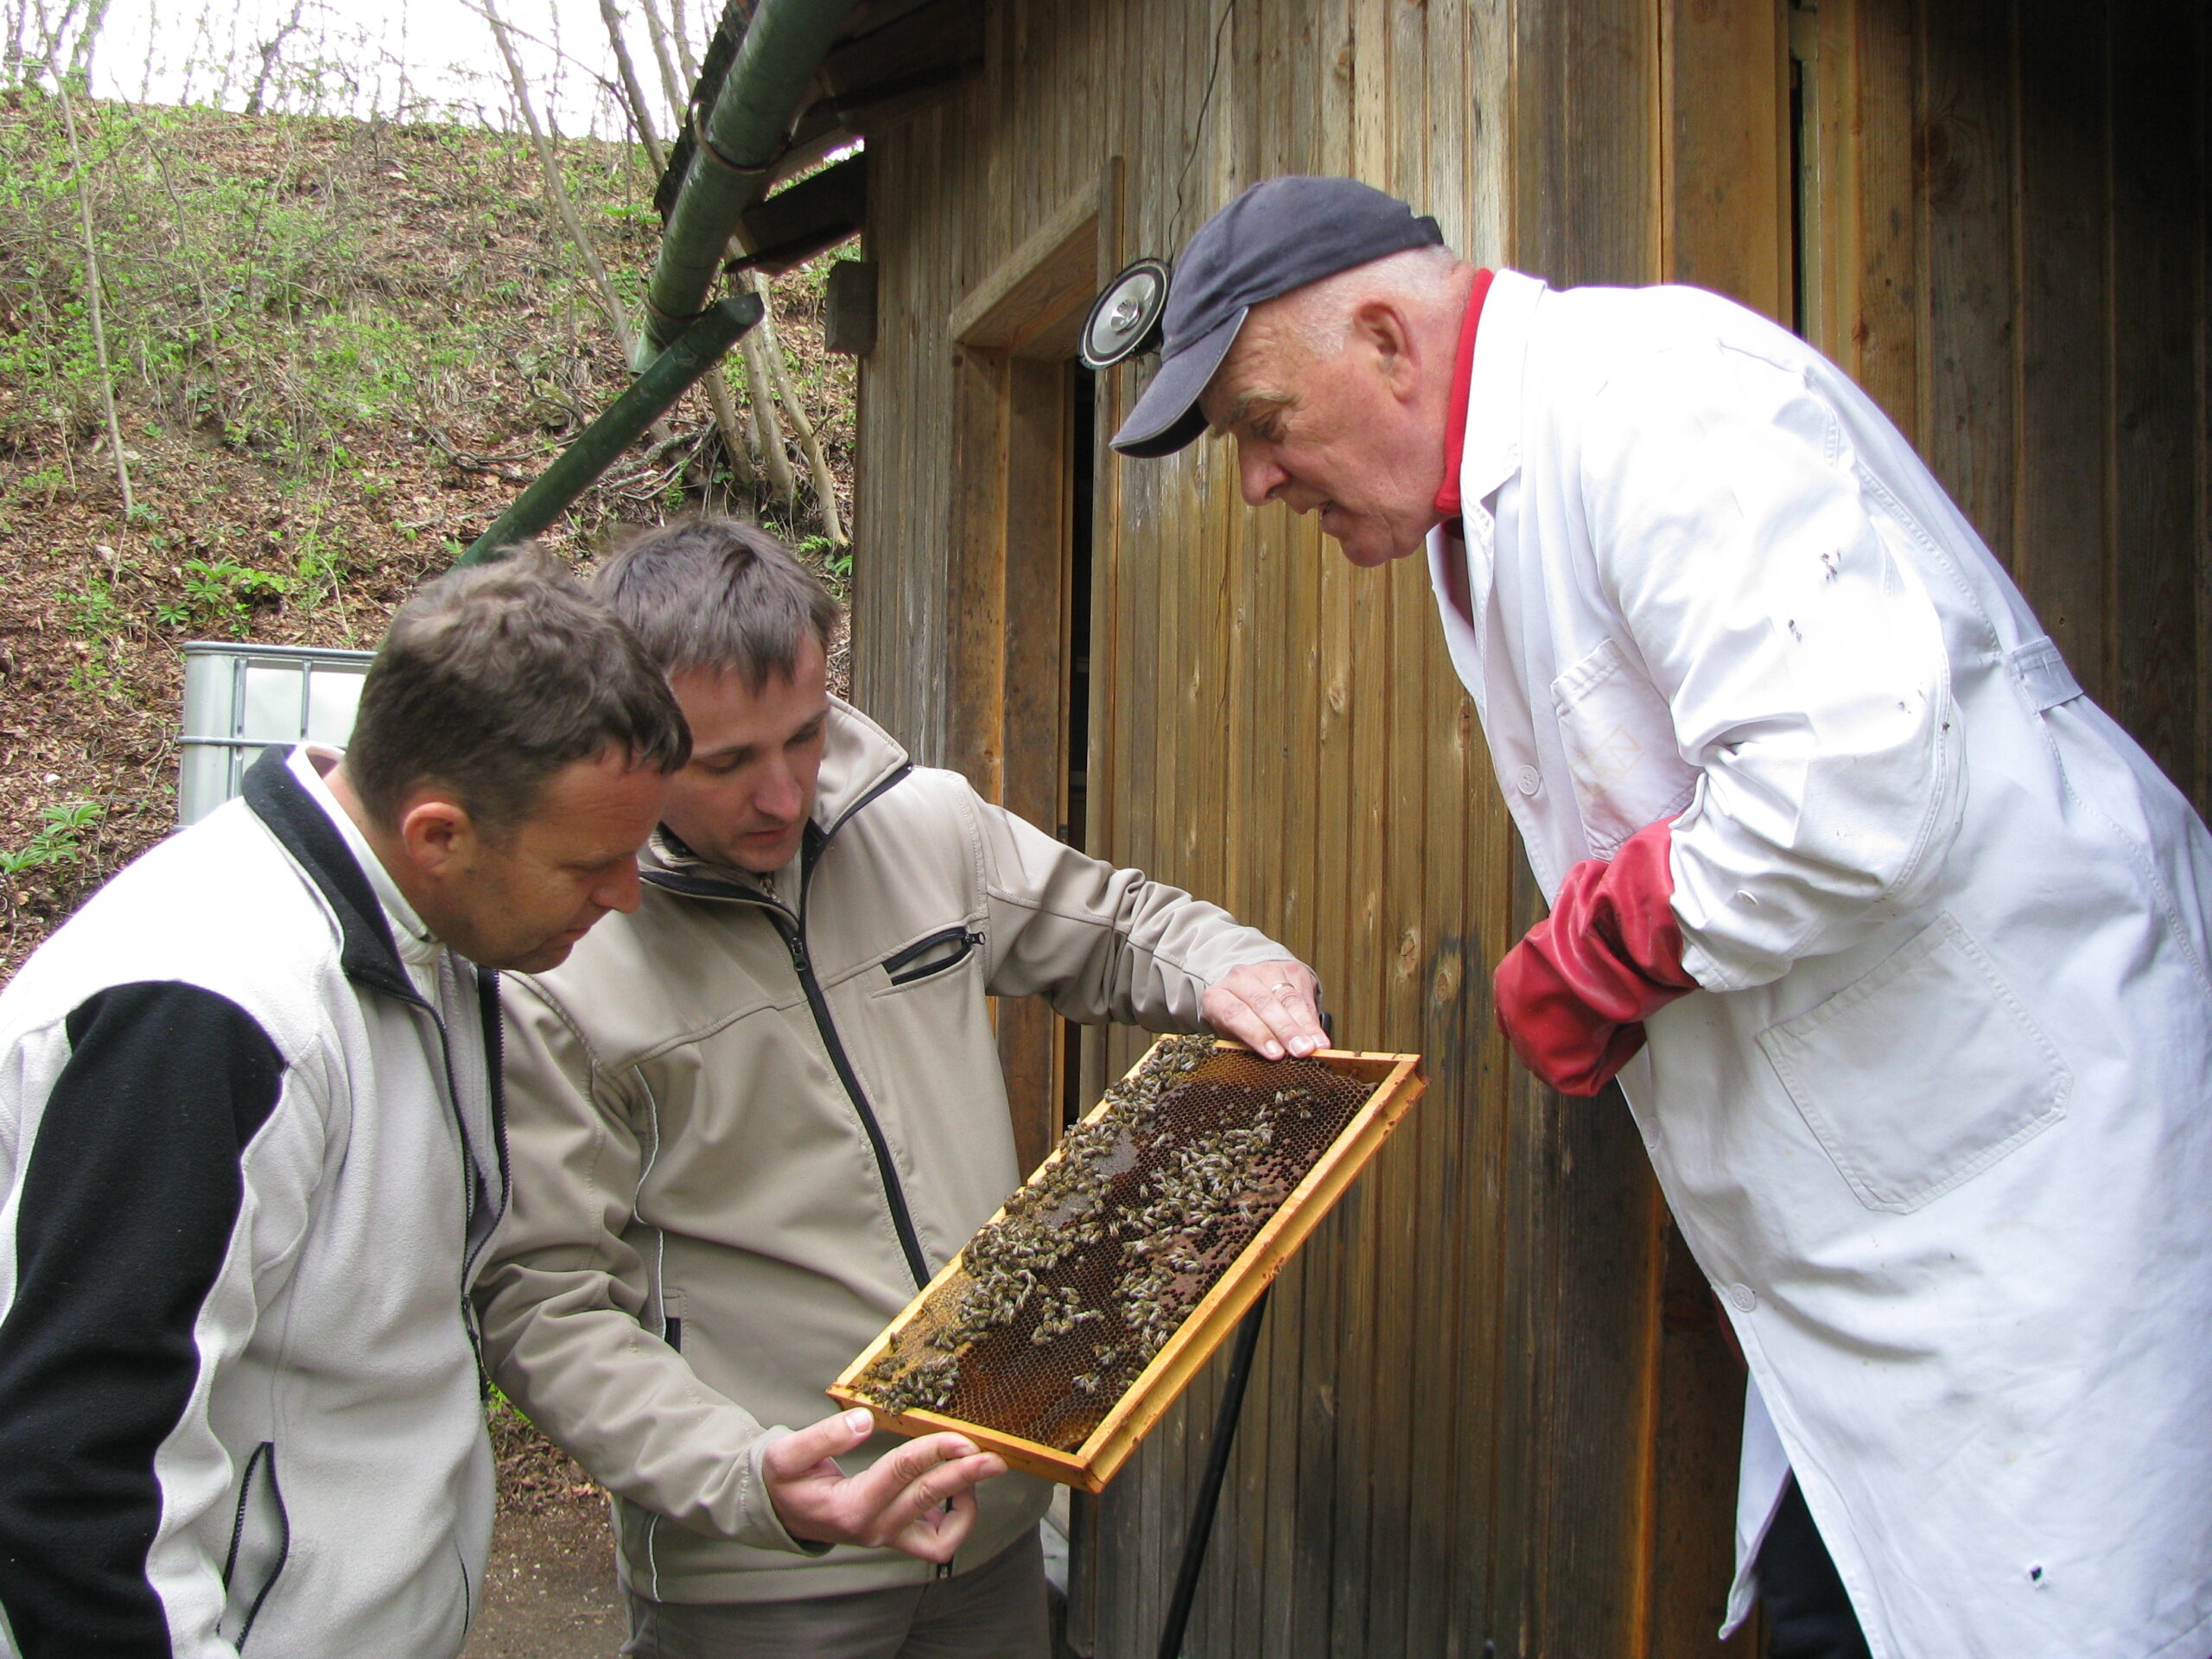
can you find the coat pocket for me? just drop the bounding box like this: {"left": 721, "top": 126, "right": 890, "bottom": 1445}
{"left": 1550, "top": 637, "right": 1698, "bottom": 856}
{"left": 881, "top": 925, "right": 983, "bottom": 988}
{"left": 217, "top": 1441, "right": 290, "bottom": 1649}
{"left": 1756, "top": 914, "right": 2070, "bottom": 1213}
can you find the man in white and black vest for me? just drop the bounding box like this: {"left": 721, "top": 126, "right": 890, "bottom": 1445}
{"left": 0, "top": 550, "right": 689, "bottom": 1659}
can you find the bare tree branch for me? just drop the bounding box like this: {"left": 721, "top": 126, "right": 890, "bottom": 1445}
{"left": 701, "top": 365, "right": 755, "bottom": 491}
{"left": 45, "top": 60, "right": 132, "bottom": 518}
{"left": 63, "top": 0, "right": 107, "bottom": 83}
{"left": 736, "top": 322, "right": 796, "bottom": 511}
{"left": 244, "top": 0, "right": 307, "bottom": 116}
{"left": 480, "top": 0, "right": 639, "bottom": 365}
{"left": 594, "top": 0, "right": 665, "bottom": 174}
{"left": 744, "top": 271, "right": 841, "bottom": 542}
{"left": 633, "top": 0, "right": 688, "bottom": 133}
{"left": 666, "top": 0, "right": 701, "bottom": 86}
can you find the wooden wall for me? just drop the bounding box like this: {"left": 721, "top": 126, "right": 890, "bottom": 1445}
{"left": 1876, "top": 0, "right": 2208, "bottom": 814}
{"left": 849, "top": 1, "right": 2210, "bottom": 1655}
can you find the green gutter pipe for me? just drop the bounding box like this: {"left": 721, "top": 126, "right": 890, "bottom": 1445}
{"left": 457, "top": 292, "right": 765, "bottom": 565}
{"left": 643, "top": 0, "right": 861, "bottom": 352}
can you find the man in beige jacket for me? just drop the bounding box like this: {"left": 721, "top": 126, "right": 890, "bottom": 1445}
{"left": 476, "top": 519, "right": 1325, "bottom": 1657}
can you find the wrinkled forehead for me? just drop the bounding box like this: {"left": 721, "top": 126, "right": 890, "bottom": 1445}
{"left": 1201, "top": 306, "right": 1306, "bottom": 427}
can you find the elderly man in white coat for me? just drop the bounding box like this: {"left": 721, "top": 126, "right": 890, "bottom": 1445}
{"left": 1112, "top": 175, "right": 2212, "bottom": 1659}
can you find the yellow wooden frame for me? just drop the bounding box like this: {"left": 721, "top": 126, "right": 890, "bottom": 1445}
{"left": 830, "top": 1040, "right": 1426, "bottom": 1492}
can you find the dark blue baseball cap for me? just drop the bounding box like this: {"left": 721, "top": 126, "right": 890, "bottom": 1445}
{"left": 1109, "top": 176, "right": 1444, "bottom": 459}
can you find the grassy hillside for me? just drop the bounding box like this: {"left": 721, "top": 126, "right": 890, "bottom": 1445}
{"left": 0, "top": 95, "right": 854, "bottom": 977}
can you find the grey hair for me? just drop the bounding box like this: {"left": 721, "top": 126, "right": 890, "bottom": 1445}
{"left": 1277, "top": 244, "right": 1466, "bottom": 359}
{"left": 590, "top": 518, "right": 839, "bottom": 692}
{"left": 346, "top": 545, "right": 690, "bottom": 833}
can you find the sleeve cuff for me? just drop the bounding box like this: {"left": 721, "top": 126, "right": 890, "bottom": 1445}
{"left": 739, "top": 1427, "right": 834, "bottom": 1557}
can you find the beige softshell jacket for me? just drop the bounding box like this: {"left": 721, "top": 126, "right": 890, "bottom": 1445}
{"left": 477, "top": 699, "right": 1293, "bottom": 1605}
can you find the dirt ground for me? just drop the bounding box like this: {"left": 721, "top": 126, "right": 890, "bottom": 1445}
{"left": 464, "top": 1422, "right": 1081, "bottom": 1659}
{"left": 467, "top": 1494, "right": 625, "bottom": 1659}
{"left": 467, "top": 1408, "right": 625, "bottom": 1659}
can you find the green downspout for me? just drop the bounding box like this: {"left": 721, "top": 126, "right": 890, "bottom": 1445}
{"left": 643, "top": 0, "right": 862, "bottom": 351}
{"left": 457, "top": 292, "right": 764, "bottom": 565}
{"left": 458, "top": 0, "right": 855, "bottom": 561}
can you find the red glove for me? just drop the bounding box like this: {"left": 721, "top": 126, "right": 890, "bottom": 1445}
{"left": 1494, "top": 819, "right": 1697, "bottom": 1096}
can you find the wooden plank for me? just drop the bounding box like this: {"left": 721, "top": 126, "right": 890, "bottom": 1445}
{"left": 1843, "top": 0, "right": 1921, "bottom": 443}
{"left": 1663, "top": 0, "right": 1789, "bottom": 316}
{"left": 946, "top": 345, "right": 1012, "bottom": 796}
{"left": 1054, "top": 34, "right": 1120, "bottom": 1656}
{"left": 1247, "top": 339, "right": 1304, "bottom": 1659}
{"left": 1322, "top": 10, "right": 1394, "bottom": 1648}
{"left": 1278, "top": 16, "right": 1339, "bottom": 1623}
{"left": 2012, "top": 0, "right": 2112, "bottom": 700}
{"left": 1082, "top": 156, "right": 1128, "bottom": 1122}
{"left": 1403, "top": 46, "right": 1478, "bottom": 1637}
{"left": 2107, "top": 0, "right": 2202, "bottom": 805}
{"left": 1216, "top": 16, "right": 1282, "bottom": 1652}
{"left": 1451, "top": 4, "right": 1516, "bottom": 1640}
{"left": 1357, "top": 9, "right": 1435, "bottom": 1652}
{"left": 1490, "top": 855, "right": 1554, "bottom": 1647}
{"left": 1096, "top": 8, "right": 1170, "bottom": 1632}
{"left": 1293, "top": 14, "right": 1358, "bottom": 1630}
{"left": 1645, "top": 1224, "right": 1758, "bottom": 1656}
{"left": 1135, "top": 10, "right": 1205, "bottom": 1647}
{"left": 998, "top": 356, "right": 1072, "bottom": 1174}
{"left": 950, "top": 186, "right": 1102, "bottom": 351}
{"left": 1917, "top": 0, "right": 2018, "bottom": 566}
{"left": 1179, "top": 398, "right": 1243, "bottom": 1659}
{"left": 1514, "top": 0, "right": 1658, "bottom": 288}
{"left": 1548, "top": 1104, "right": 1670, "bottom": 1659}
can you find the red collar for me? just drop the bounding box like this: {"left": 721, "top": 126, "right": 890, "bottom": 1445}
{"left": 1433, "top": 268, "right": 1496, "bottom": 526}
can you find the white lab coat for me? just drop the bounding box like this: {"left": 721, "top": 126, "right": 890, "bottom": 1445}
{"left": 1428, "top": 270, "right": 2212, "bottom": 1659}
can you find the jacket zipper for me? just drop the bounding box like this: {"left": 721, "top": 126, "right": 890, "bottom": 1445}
{"left": 391, "top": 969, "right": 506, "bottom": 1370}
{"left": 644, "top": 762, "right": 931, "bottom": 1290}
{"left": 779, "top": 914, "right": 931, "bottom": 1288}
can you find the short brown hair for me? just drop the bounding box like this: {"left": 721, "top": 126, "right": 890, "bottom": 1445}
{"left": 590, "top": 518, "right": 837, "bottom": 691}
{"left": 346, "top": 547, "right": 690, "bottom": 832}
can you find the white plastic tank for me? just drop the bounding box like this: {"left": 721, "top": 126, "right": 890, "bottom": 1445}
{"left": 178, "top": 642, "right": 374, "bottom": 823}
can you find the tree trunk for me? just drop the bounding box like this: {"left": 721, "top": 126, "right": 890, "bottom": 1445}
{"left": 745, "top": 273, "right": 842, "bottom": 543}
{"left": 635, "top": 0, "right": 690, "bottom": 128}
{"left": 667, "top": 0, "right": 702, "bottom": 86}
{"left": 64, "top": 0, "right": 109, "bottom": 84}
{"left": 737, "top": 326, "right": 797, "bottom": 511}
{"left": 49, "top": 73, "right": 130, "bottom": 518}
{"left": 244, "top": 0, "right": 304, "bottom": 116}
{"left": 701, "top": 365, "right": 755, "bottom": 492}
{"left": 483, "top": 0, "right": 639, "bottom": 365}
{"left": 595, "top": 0, "right": 666, "bottom": 174}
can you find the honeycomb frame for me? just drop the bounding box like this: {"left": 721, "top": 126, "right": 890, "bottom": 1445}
{"left": 830, "top": 1039, "right": 1425, "bottom": 1492}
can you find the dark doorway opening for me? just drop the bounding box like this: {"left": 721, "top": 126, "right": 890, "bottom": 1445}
{"left": 1059, "top": 365, "right": 1096, "bottom": 1128}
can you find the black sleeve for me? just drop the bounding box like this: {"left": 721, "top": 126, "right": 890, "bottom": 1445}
{"left": 0, "top": 982, "right": 286, "bottom": 1659}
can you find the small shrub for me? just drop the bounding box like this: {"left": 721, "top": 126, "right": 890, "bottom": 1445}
{"left": 0, "top": 801, "right": 105, "bottom": 880}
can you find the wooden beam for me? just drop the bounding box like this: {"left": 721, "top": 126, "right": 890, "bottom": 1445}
{"left": 823, "top": 258, "right": 878, "bottom": 354}
{"left": 1662, "top": 0, "right": 1789, "bottom": 318}
{"left": 950, "top": 185, "right": 1102, "bottom": 353}
{"left": 734, "top": 149, "right": 868, "bottom": 271}
{"left": 997, "top": 357, "right": 1071, "bottom": 1175}
{"left": 945, "top": 345, "right": 1010, "bottom": 798}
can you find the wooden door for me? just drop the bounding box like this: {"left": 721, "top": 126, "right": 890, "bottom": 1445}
{"left": 945, "top": 180, "right": 1118, "bottom": 1175}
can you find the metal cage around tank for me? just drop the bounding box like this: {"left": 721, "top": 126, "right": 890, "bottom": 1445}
{"left": 177, "top": 641, "right": 374, "bottom": 824}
